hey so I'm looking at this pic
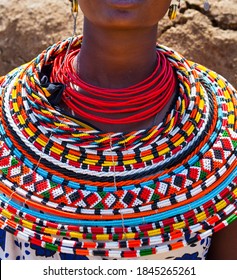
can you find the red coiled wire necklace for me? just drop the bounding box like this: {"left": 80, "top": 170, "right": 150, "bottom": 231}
{"left": 51, "top": 48, "right": 176, "bottom": 124}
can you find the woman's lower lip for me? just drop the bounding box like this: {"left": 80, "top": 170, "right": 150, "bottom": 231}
{"left": 106, "top": 0, "right": 143, "bottom": 8}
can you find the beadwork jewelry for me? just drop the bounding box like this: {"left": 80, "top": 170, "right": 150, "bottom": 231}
{"left": 168, "top": 0, "right": 181, "bottom": 20}
{"left": 0, "top": 36, "right": 236, "bottom": 258}
{"left": 69, "top": 0, "right": 78, "bottom": 13}
{"left": 55, "top": 0, "right": 78, "bottom": 78}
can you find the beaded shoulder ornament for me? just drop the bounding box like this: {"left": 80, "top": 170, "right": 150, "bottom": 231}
{"left": 0, "top": 37, "right": 236, "bottom": 258}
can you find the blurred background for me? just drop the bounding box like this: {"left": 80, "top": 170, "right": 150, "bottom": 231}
{"left": 0, "top": 0, "right": 236, "bottom": 87}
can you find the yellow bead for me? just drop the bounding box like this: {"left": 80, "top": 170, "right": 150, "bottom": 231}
{"left": 72, "top": 0, "right": 79, "bottom": 13}
{"left": 168, "top": 5, "right": 178, "bottom": 20}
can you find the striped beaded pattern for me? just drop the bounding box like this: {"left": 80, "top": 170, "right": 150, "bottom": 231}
{"left": 0, "top": 36, "right": 236, "bottom": 258}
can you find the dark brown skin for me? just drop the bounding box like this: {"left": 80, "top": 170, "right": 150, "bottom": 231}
{"left": 206, "top": 219, "right": 237, "bottom": 259}
{"left": 76, "top": 0, "right": 237, "bottom": 259}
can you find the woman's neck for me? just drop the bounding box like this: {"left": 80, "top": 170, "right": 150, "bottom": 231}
{"left": 68, "top": 20, "right": 176, "bottom": 132}
{"left": 75, "top": 19, "right": 159, "bottom": 89}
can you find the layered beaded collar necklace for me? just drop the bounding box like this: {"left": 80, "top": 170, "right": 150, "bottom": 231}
{"left": 0, "top": 36, "right": 236, "bottom": 258}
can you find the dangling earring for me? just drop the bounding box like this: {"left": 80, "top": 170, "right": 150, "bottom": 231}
{"left": 70, "top": 0, "right": 79, "bottom": 13}
{"left": 203, "top": 1, "right": 210, "bottom": 11}
{"left": 69, "top": 0, "right": 79, "bottom": 36}
{"left": 168, "top": 0, "right": 181, "bottom": 20}
{"left": 55, "top": 0, "right": 79, "bottom": 77}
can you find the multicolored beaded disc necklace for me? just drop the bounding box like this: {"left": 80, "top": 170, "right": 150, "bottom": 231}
{"left": 0, "top": 36, "right": 236, "bottom": 258}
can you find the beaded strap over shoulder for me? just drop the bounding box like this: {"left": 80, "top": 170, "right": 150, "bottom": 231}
{"left": 0, "top": 37, "right": 236, "bottom": 258}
